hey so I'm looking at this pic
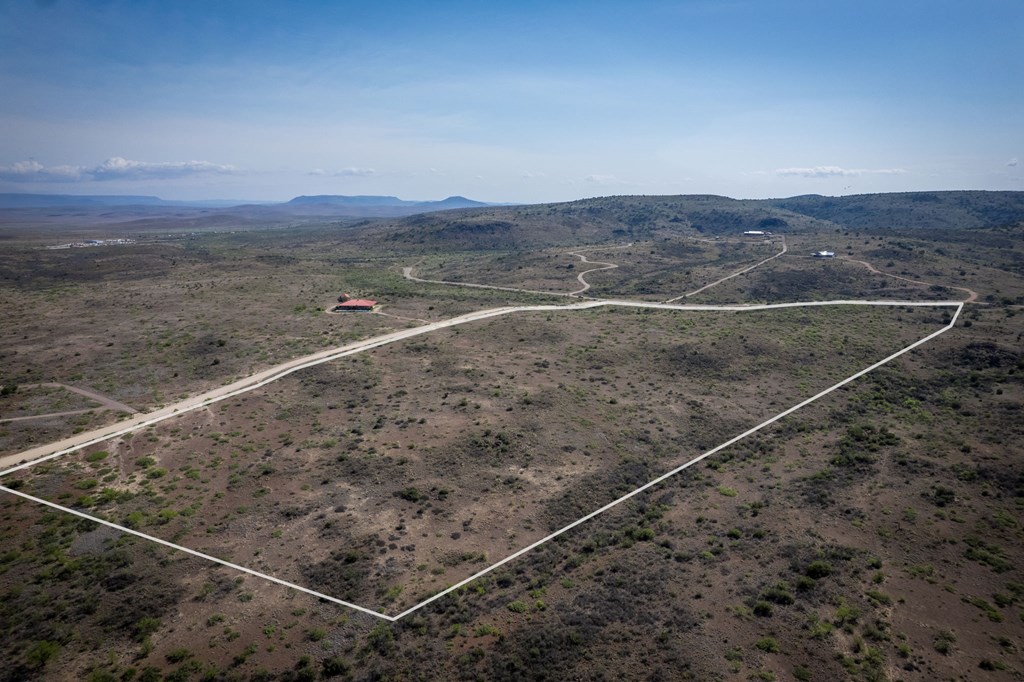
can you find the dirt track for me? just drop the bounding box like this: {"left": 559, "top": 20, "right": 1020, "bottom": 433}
{"left": 664, "top": 235, "right": 787, "bottom": 302}
{"left": 0, "top": 383, "right": 137, "bottom": 424}
{"left": 841, "top": 257, "right": 980, "bottom": 303}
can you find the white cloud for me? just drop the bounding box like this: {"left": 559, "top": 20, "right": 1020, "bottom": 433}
{"left": 333, "top": 167, "right": 375, "bottom": 177}
{"left": 1009, "top": 157, "right": 1019, "bottom": 167}
{"left": 774, "top": 166, "right": 907, "bottom": 178}
{"left": 583, "top": 174, "right": 617, "bottom": 184}
{"left": 0, "top": 157, "right": 237, "bottom": 183}
{"left": 309, "top": 167, "right": 375, "bottom": 177}
{"left": 0, "top": 159, "right": 84, "bottom": 182}
{"left": 89, "top": 157, "right": 237, "bottom": 180}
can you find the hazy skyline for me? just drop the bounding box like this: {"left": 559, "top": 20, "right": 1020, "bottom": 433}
{"left": 1, "top": 0, "right": 1021, "bottom": 202}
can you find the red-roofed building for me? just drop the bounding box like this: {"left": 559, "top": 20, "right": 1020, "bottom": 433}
{"left": 333, "top": 299, "right": 377, "bottom": 311}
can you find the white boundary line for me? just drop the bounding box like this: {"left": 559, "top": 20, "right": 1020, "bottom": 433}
{"left": 664, "top": 235, "right": 787, "bottom": 302}
{"left": 0, "top": 485, "right": 392, "bottom": 620}
{"left": 0, "top": 301, "right": 963, "bottom": 621}
{"left": 391, "top": 301, "right": 963, "bottom": 619}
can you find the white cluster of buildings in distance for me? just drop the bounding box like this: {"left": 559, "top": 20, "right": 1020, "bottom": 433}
{"left": 46, "top": 238, "right": 136, "bottom": 250}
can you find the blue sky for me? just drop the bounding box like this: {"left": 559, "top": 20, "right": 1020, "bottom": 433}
{"left": 0, "top": 0, "right": 1021, "bottom": 202}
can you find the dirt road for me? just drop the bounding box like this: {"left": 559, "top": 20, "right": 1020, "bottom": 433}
{"left": 841, "top": 257, "right": 979, "bottom": 303}
{"left": 32, "top": 382, "right": 138, "bottom": 413}
{"left": 0, "top": 409, "right": 97, "bottom": 424}
{"left": 0, "top": 382, "right": 138, "bottom": 424}
{"left": 0, "top": 296, "right": 963, "bottom": 476}
{"left": 402, "top": 266, "right": 575, "bottom": 297}
{"left": 403, "top": 242, "right": 633, "bottom": 299}
{"left": 565, "top": 252, "right": 619, "bottom": 296}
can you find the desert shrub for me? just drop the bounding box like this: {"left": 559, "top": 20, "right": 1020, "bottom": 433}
{"left": 762, "top": 582, "right": 795, "bottom": 605}
{"left": 322, "top": 656, "right": 350, "bottom": 677}
{"left": 805, "top": 560, "right": 833, "bottom": 579}
{"left": 833, "top": 603, "right": 860, "bottom": 628}
{"left": 367, "top": 623, "right": 395, "bottom": 654}
{"left": 26, "top": 640, "right": 60, "bottom": 667}
{"left": 865, "top": 590, "right": 892, "bottom": 606}
{"left": 963, "top": 537, "right": 1012, "bottom": 572}
{"left": 132, "top": 617, "right": 161, "bottom": 641}
{"left": 934, "top": 630, "right": 956, "bottom": 655}
{"left": 396, "top": 487, "right": 424, "bottom": 502}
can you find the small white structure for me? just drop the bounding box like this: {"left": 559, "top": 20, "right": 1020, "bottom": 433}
{"left": 743, "top": 230, "right": 767, "bottom": 236}
{"left": 813, "top": 250, "right": 836, "bottom": 258}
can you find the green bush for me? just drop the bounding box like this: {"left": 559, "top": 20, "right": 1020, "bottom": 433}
{"left": 367, "top": 623, "right": 395, "bottom": 653}
{"left": 507, "top": 600, "right": 529, "bottom": 613}
{"left": 933, "top": 630, "right": 956, "bottom": 655}
{"left": 762, "top": 582, "right": 795, "bottom": 605}
{"left": 322, "top": 656, "right": 350, "bottom": 677}
{"left": 396, "top": 487, "right": 424, "bottom": 502}
{"left": 26, "top": 640, "right": 60, "bottom": 667}
{"left": 133, "top": 617, "right": 161, "bottom": 642}
{"left": 805, "top": 560, "right": 833, "bottom": 579}
{"left": 756, "top": 637, "right": 780, "bottom": 653}
{"left": 865, "top": 590, "right": 892, "bottom": 605}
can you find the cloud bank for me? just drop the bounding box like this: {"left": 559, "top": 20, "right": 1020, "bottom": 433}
{"left": 774, "top": 166, "right": 907, "bottom": 178}
{"left": 0, "top": 157, "right": 237, "bottom": 183}
{"left": 308, "top": 167, "right": 376, "bottom": 177}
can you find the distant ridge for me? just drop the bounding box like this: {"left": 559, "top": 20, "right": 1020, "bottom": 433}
{"left": 4, "top": 190, "right": 1019, "bottom": 237}
{"left": 286, "top": 195, "right": 410, "bottom": 207}
{"left": 431, "top": 195, "right": 489, "bottom": 208}
{"left": 0, "top": 193, "right": 272, "bottom": 209}
{"left": 0, "top": 193, "right": 166, "bottom": 208}
{"left": 0, "top": 192, "right": 490, "bottom": 211}
{"left": 286, "top": 194, "right": 489, "bottom": 209}
{"left": 764, "top": 190, "right": 1024, "bottom": 231}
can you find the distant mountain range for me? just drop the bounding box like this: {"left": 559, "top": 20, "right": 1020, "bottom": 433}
{"left": 285, "top": 195, "right": 489, "bottom": 209}
{"left": 2, "top": 190, "right": 1021, "bottom": 239}
{"left": 0, "top": 193, "right": 492, "bottom": 211}
{"left": 0, "top": 193, "right": 277, "bottom": 209}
